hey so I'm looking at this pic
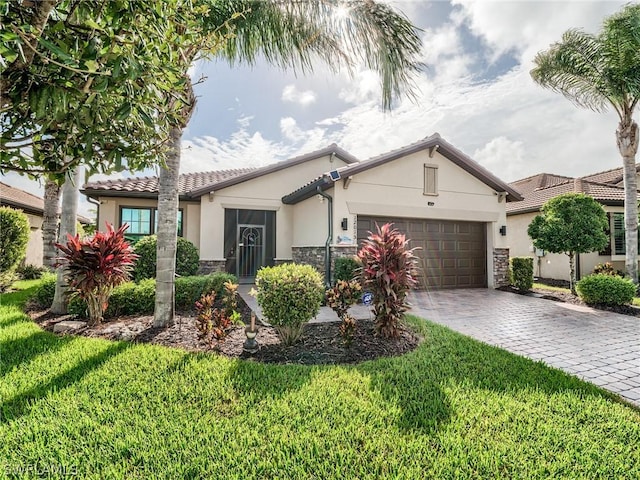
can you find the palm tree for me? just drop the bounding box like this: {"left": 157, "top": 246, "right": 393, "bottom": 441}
{"left": 153, "top": 0, "right": 422, "bottom": 327}
{"left": 530, "top": 4, "right": 640, "bottom": 282}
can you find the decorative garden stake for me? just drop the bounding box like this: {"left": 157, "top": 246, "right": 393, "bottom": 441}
{"left": 243, "top": 312, "right": 259, "bottom": 353}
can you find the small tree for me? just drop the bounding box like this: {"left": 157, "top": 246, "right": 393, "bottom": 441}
{"left": 56, "top": 223, "right": 138, "bottom": 325}
{"left": 0, "top": 207, "right": 30, "bottom": 291}
{"left": 528, "top": 193, "right": 608, "bottom": 294}
{"left": 358, "top": 223, "right": 419, "bottom": 338}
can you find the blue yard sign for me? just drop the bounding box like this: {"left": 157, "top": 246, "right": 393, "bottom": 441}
{"left": 362, "top": 292, "right": 373, "bottom": 306}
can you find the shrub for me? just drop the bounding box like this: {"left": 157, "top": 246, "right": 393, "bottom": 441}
{"left": 56, "top": 223, "right": 137, "bottom": 325}
{"left": 510, "top": 257, "right": 534, "bottom": 291}
{"left": 30, "top": 273, "right": 57, "bottom": 309}
{"left": 256, "top": 263, "right": 324, "bottom": 345}
{"left": 17, "top": 264, "right": 48, "bottom": 280}
{"left": 592, "top": 262, "right": 624, "bottom": 277}
{"left": 194, "top": 281, "right": 242, "bottom": 348}
{"left": 334, "top": 256, "right": 360, "bottom": 282}
{"left": 0, "top": 207, "right": 30, "bottom": 291}
{"left": 326, "top": 280, "right": 362, "bottom": 345}
{"left": 133, "top": 235, "right": 200, "bottom": 281}
{"left": 358, "top": 223, "right": 418, "bottom": 338}
{"left": 175, "top": 273, "right": 236, "bottom": 311}
{"left": 576, "top": 274, "right": 636, "bottom": 306}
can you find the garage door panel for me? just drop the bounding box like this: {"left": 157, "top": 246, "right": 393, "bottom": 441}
{"left": 357, "top": 216, "right": 486, "bottom": 289}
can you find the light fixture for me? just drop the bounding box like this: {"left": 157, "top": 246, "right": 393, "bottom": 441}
{"left": 499, "top": 225, "right": 507, "bottom": 236}
{"left": 341, "top": 218, "right": 348, "bottom": 230}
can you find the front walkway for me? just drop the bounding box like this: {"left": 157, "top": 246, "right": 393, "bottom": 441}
{"left": 408, "top": 289, "right": 640, "bottom": 407}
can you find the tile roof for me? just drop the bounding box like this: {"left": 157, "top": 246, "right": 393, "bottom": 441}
{"left": 507, "top": 178, "right": 626, "bottom": 214}
{"left": 509, "top": 173, "right": 574, "bottom": 197}
{"left": 82, "top": 168, "right": 257, "bottom": 197}
{"left": 0, "top": 181, "right": 45, "bottom": 214}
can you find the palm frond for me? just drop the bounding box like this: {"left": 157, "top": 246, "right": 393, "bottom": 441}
{"left": 202, "top": 0, "right": 422, "bottom": 110}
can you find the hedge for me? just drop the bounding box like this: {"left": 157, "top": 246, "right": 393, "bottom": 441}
{"left": 510, "top": 257, "right": 534, "bottom": 291}
{"left": 133, "top": 235, "right": 200, "bottom": 281}
{"left": 576, "top": 274, "right": 636, "bottom": 306}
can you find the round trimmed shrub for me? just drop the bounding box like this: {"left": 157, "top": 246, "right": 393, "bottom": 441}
{"left": 334, "top": 256, "right": 360, "bottom": 283}
{"left": 0, "top": 207, "right": 30, "bottom": 290}
{"left": 576, "top": 274, "right": 636, "bottom": 306}
{"left": 256, "top": 263, "right": 324, "bottom": 345}
{"left": 30, "top": 273, "right": 57, "bottom": 309}
{"left": 133, "top": 235, "right": 200, "bottom": 281}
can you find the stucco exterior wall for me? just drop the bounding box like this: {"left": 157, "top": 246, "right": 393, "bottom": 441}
{"left": 324, "top": 149, "right": 509, "bottom": 287}
{"left": 24, "top": 212, "right": 43, "bottom": 266}
{"left": 94, "top": 196, "right": 201, "bottom": 248}
{"left": 199, "top": 154, "right": 349, "bottom": 262}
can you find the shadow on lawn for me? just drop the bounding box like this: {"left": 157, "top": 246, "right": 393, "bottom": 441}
{"left": 1, "top": 341, "right": 130, "bottom": 421}
{"left": 226, "top": 360, "right": 313, "bottom": 400}
{"left": 0, "top": 330, "right": 76, "bottom": 375}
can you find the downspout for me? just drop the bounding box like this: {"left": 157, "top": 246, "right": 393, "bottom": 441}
{"left": 316, "top": 185, "right": 333, "bottom": 287}
{"left": 86, "top": 196, "right": 100, "bottom": 230}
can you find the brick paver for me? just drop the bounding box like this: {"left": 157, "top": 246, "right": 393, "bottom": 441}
{"left": 408, "top": 289, "right": 640, "bottom": 407}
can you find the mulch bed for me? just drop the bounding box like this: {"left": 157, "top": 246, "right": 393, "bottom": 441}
{"left": 498, "top": 284, "right": 640, "bottom": 318}
{"left": 27, "top": 296, "right": 422, "bottom": 365}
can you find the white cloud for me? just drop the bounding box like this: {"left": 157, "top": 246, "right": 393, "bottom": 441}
{"left": 281, "top": 84, "right": 317, "bottom": 106}
{"left": 473, "top": 136, "right": 526, "bottom": 182}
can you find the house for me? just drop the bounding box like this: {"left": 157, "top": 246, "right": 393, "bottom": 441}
{"left": 81, "top": 133, "right": 522, "bottom": 289}
{"left": 0, "top": 182, "right": 93, "bottom": 267}
{"left": 507, "top": 166, "right": 639, "bottom": 281}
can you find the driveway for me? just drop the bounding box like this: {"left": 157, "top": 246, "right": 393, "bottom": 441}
{"left": 408, "top": 289, "right": 640, "bottom": 407}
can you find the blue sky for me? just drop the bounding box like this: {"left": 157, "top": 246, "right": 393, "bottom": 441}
{"left": 3, "top": 0, "right": 636, "bottom": 217}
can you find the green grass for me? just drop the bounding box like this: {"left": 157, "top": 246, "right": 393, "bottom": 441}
{"left": 1, "top": 281, "right": 639, "bottom": 479}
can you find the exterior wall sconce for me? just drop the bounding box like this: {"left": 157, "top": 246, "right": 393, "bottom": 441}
{"left": 341, "top": 217, "right": 348, "bottom": 231}
{"left": 499, "top": 225, "right": 507, "bottom": 236}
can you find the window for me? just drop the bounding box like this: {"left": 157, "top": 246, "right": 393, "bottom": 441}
{"left": 120, "top": 207, "right": 183, "bottom": 242}
{"left": 423, "top": 164, "right": 438, "bottom": 196}
{"left": 611, "top": 212, "right": 639, "bottom": 256}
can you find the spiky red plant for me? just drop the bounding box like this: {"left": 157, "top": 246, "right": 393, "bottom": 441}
{"left": 56, "top": 223, "right": 137, "bottom": 325}
{"left": 357, "top": 223, "right": 418, "bottom": 338}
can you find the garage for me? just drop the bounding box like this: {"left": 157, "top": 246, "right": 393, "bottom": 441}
{"left": 357, "top": 216, "right": 487, "bottom": 289}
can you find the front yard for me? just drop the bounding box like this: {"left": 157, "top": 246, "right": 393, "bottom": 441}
{"left": 1, "top": 281, "right": 639, "bottom": 479}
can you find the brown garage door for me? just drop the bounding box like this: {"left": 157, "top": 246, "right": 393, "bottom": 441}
{"left": 357, "top": 216, "right": 487, "bottom": 289}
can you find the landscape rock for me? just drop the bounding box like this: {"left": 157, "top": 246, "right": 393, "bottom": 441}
{"left": 53, "top": 320, "right": 88, "bottom": 333}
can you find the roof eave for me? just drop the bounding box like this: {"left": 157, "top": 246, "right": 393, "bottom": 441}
{"left": 81, "top": 189, "right": 193, "bottom": 202}
{"left": 282, "top": 177, "right": 333, "bottom": 205}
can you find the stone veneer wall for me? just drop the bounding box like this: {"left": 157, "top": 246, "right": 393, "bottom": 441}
{"left": 493, "top": 248, "right": 510, "bottom": 287}
{"left": 198, "top": 260, "right": 227, "bottom": 275}
{"left": 291, "top": 245, "right": 359, "bottom": 281}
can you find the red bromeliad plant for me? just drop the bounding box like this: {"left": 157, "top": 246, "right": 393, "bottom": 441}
{"left": 56, "top": 223, "right": 137, "bottom": 326}
{"left": 357, "top": 223, "right": 419, "bottom": 338}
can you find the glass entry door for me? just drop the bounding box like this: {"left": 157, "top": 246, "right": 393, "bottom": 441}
{"left": 237, "top": 225, "right": 264, "bottom": 281}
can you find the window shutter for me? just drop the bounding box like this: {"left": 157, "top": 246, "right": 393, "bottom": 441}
{"left": 424, "top": 165, "right": 438, "bottom": 195}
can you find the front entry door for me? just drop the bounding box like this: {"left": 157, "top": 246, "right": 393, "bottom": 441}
{"left": 237, "top": 225, "right": 265, "bottom": 282}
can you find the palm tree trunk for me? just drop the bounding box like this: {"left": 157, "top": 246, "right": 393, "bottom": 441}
{"left": 153, "top": 125, "right": 181, "bottom": 327}
{"left": 42, "top": 179, "right": 61, "bottom": 270}
{"left": 618, "top": 117, "right": 639, "bottom": 283}
{"left": 51, "top": 168, "right": 80, "bottom": 313}
{"left": 153, "top": 76, "right": 196, "bottom": 328}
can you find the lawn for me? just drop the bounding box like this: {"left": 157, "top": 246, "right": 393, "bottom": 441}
{"left": 1, "top": 281, "right": 639, "bottom": 479}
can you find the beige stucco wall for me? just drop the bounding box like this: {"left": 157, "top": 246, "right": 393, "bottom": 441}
{"left": 199, "top": 154, "right": 350, "bottom": 261}
{"left": 313, "top": 149, "right": 510, "bottom": 287}
{"left": 23, "top": 212, "right": 43, "bottom": 266}
{"left": 95, "top": 196, "right": 201, "bottom": 248}
{"left": 507, "top": 206, "right": 626, "bottom": 281}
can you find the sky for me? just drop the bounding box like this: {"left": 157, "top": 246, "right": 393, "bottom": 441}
{"left": 2, "top": 0, "right": 636, "bottom": 218}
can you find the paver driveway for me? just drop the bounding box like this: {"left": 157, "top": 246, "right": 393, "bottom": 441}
{"left": 408, "top": 289, "right": 640, "bottom": 407}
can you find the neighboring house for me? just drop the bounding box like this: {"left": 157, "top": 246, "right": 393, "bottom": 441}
{"left": 0, "top": 182, "right": 93, "bottom": 267}
{"left": 82, "top": 133, "right": 522, "bottom": 289}
{"left": 507, "top": 166, "right": 640, "bottom": 281}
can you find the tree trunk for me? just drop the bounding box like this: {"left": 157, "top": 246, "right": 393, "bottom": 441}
{"left": 568, "top": 251, "right": 576, "bottom": 295}
{"left": 51, "top": 168, "right": 79, "bottom": 313}
{"left": 153, "top": 126, "right": 181, "bottom": 327}
{"left": 153, "top": 76, "right": 196, "bottom": 328}
{"left": 42, "top": 179, "right": 61, "bottom": 270}
{"left": 618, "top": 117, "right": 639, "bottom": 283}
